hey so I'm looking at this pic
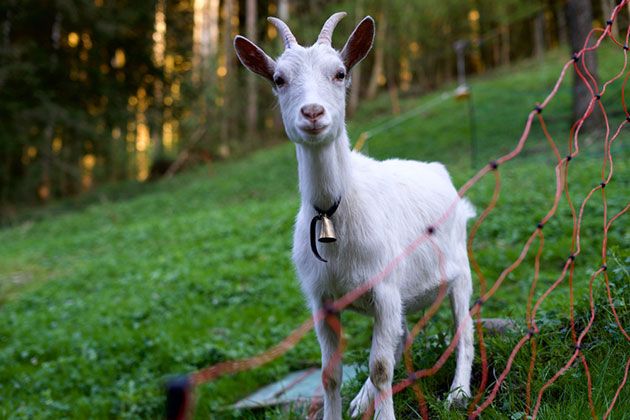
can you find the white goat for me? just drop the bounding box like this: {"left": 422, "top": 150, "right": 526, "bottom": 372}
{"left": 234, "top": 12, "right": 475, "bottom": 420}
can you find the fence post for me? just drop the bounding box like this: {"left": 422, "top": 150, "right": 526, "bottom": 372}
{"left": 165, "top": 375, "right": 191, "bottom": 420}
{"left": 454, "top": 40, "right": 478, "bottom": 169}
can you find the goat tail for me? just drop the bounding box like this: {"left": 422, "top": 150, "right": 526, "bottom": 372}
{"left": 451, "top": 197, "right": 476, "bottom": 256}
{"left": 458, "top": 197, "right": 476, "bottom": 221}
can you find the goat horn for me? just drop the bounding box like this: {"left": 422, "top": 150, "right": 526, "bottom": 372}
{"left": 267, "top": 17, "right": 298, "bottom": 49}
{"left": 317, "top": 12, "right": 347, "bottom": 45}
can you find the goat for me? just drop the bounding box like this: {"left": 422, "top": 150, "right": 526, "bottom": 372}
{"left": 234, "top": 12, "right": 475, "bottom": 420}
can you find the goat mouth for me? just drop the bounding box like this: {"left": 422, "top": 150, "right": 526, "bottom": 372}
{"left": 300, "top": 125, "right": 328, "bottom": 136}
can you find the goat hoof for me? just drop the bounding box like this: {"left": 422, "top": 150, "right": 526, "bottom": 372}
{"left": 446, "top": 388, "right": 470, "bottom": 410}
{"left": 348, "top": 377, "right": 375, "bottom": 418}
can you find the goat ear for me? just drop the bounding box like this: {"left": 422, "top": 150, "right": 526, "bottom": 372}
{"left": 341, "top": 16, "right": 375, "bottom": 71}
{"left": 234, "top": 35, "right": 276, "bottom": 82}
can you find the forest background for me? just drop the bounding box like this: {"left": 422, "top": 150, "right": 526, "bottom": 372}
{"left": 0, "top": 0, "right": 616, "bottom": 222}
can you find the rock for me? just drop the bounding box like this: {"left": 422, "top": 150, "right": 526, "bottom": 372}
{"left": 480, "top": 318, "right": 519, "bottom": 335}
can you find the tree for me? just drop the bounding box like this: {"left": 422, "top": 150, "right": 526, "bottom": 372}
{"left": 532, "top": 10, "right": 545, "bottom": 59}
{"left": 245, "top": 0, "right": 258, "bottom": 139}
{"left": 565, "top": 0, "right": 604, "bottom": 133}
{"left": 0, "top": 0, "right": 160, "bottom": 207}
{"left": 219, "top": 0, "right": 234, "bottom": 157}
{"left": 0, "top": 0, "right": 584, "bottom": 215}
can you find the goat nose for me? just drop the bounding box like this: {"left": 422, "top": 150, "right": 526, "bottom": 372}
{"left": 300, "top": 104, "right": 325, "bottom": 121}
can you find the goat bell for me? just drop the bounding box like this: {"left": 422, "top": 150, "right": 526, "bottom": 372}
{"left": 318, "top": 216, "right": 336, "bottom": 243}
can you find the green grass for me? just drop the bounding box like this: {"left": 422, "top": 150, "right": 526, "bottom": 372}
{"left": 1, "top": 44, "right": 629, "bottom": 419}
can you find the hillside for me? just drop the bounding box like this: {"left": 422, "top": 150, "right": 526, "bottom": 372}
{"left": 0, "top": 46, "right": 628, "bottom": 418}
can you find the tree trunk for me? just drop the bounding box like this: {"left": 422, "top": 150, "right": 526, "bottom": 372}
{"left": 367, "top": 12, "right": 386, "bottom": 99}
{"left": 192, "top": 0, "right": 204, "bottom": 83}
{"left": 208, "top": 0, "right": 219, "bottom": 57}
{"left": 41, "top": 121, "right": 54, "bottom": 202}
{"left": 492, "top": 38, "right": 500, "bottom": 66}
{"left": 245, "top": 0, "right": 258, "bottom": 140}
{"left": 193, "top": 0, "right": 220, "bottom": 78}
{"left": 348, "top": 1, "right": 364, "bottom": 117}
{"left": 555, "top": 1, "right": 568, "bottom": 46}
{"left": 500, "top": 25, "right": 510, "bottom": 66}
{"left": 385, "top": 53, "right": 400, "bottom": 114}
{"left": 533, "top": 11, "right": 545, "bottom": 60}
{"left": 108, "top": 128, "right": 117, "bottom": 181}
{"left": 444, "top": 47, "right": 454, "bottom": 82}
{"left": 219, "top": 0, "right": 233, "bottom": 155}
{"left": 566, "top": 0, "right": 603, "bottom": 133}
{"left": 348, "top": 66, "right": 362, "bottom": 117}
{"left": 278, "top": 0, "right": 289, "bottom": 21}
{"left": 469, "top": 3, "right": 483, "bottom": 74}
{"left": 151, "top": 79, "right": 163, "bottom": 158}
{"left": 0, "top": 149, "right": 10, "bottom": 212}
{"left": 193, "top": 0, "right": 220, "bottom": 152}
{"left": 63, "top": 134, "right": 80, "bottom": 196}
{"left": 416, "top": 60, "right": 430, "bottom": 91}
{"left": 121, "top": 126, "right": 129, "bottom": 180}
{"left": 388, "top": 81, "right": 400, "bottom": 115}
{"left": 207, "top": 0, "right": 220, "bottom": 149}
{"left": 601, "top": 0, "right": 619, "bottom": 38}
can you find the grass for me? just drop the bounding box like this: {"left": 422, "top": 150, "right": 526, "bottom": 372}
{"left": 0, "top": 44, "right": 629, "bottom": 419}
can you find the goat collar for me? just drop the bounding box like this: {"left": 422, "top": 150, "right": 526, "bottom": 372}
{"left": 310, "top": 197, "right": 341, "bottom": 263}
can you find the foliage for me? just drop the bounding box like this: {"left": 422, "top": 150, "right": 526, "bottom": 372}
{"left": 2, "top": 0, "right": 616, "bottom": 211}
{"left": 0, "top": 0, "right": 159, "bottom": 204}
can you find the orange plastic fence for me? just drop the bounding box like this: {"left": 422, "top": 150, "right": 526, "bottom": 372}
{"left": 166, "top": 3, "right": 630, "bottom": 419}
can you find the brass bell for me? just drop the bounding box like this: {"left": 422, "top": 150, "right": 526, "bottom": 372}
{"left": 318, "top": 215, "right": 337, "bottom": 243}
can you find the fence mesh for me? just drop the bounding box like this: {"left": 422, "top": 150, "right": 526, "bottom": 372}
{"left": 167, "top": 3, "right": 630, "bottom": 419}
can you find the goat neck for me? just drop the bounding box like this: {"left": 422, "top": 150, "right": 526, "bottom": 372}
{"left": 295, "top": 129, "right": 351, "bottom": 210}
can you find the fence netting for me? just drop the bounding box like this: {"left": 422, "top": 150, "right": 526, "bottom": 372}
{"left": 166, "top": 3, "right": 630, "bottom": 419}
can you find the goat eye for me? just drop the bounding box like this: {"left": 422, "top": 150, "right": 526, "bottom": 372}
{"left": 334, "top": 71, "right": 346, "bottom": 81}
{"left": 274, "top": 76, "right": 286, "bottom": 87}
